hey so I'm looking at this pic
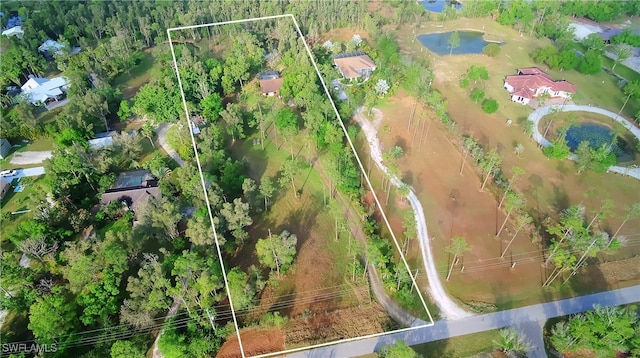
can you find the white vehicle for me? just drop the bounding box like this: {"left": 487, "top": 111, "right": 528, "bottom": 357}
{"left": 0, "top": 169, "right": 17, "bottom": 177}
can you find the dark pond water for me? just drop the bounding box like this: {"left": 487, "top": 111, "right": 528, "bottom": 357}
{"left": 419, "top": 0, "right": 462, "bottom": 13}
{"left": 565, "top": 123, "right": 635, "bottom": 162}
{"left": 417, "top": 31, "right": 492, "bottom": 55}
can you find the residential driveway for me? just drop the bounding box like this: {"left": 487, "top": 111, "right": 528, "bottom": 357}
{"left": 529, "top": 104, "right": 640, "bottom": 180}
{"left": 331, "top": 80, "right": 348, "bottom": 101}
{"left": 1, "top": 167, "right": 45, "bottom": 181}
{"left": 9, "top": 151, "right": 52, "bottom": 165}
{"left": 291, "top": 285, "right": 640, "bottom": 357}
{"left": 155, "top": 123, "right": 185, "bottom": 167}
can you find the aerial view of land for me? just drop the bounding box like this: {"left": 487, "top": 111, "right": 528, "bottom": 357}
{"left": 1, "top": 1, "right": 639, "bottom": 358}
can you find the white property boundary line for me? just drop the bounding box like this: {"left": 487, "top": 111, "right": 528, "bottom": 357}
{"left": 167, "top": 14, "right": 434, "bottom": 358}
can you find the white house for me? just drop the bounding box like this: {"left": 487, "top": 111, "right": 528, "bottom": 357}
{"left": 2, "top": 26, "right": 24, "bottom": 38}
{"left": 20, "top": 76, "right": 69, "bottom": 106}
{"left": 503, "top": 67, "right": 576, "bottom": 105}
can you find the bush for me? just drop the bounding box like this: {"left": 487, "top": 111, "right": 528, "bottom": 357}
{"left": 482, "top": 43, "right": 501, "bottom": 57}
{"left": 482, "top": 99, "right": 499, "bottom": 114}
{"left": 470, "top": 88, "right": 485, "bottom": 103}
{"left": 459, "top": 74, "right": 470, "bottom": 89}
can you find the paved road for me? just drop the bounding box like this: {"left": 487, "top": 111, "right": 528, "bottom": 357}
{"left": 291, "top": 285, "right": 640, "bottom": 357}
{"left": 529, "top": 104, "right": 640, "bottom": 180}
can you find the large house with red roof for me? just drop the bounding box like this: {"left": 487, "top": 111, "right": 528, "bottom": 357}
{"left": 503, "top": 67, "right": 576, "bottom": 105}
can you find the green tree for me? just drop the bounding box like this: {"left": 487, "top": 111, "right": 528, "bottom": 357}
{"left": 275, "top": 108, "right": 299, "bottom": 156}
{"left": 611, "top": 44, "right": 632, "bottom": 71}
{"left": 480, "top": 149, "right": 502, "bottom": 191}
{"left": 470, "top": 88, "right": 485, "bottom": 103}
{"left": 111, "top": 340, "right": 145, "bottom": 358}
{"left": 448, "top": 31, "right": 460, "bottom": 56}
{"left": 482, "top": 43, "right": 501, "bottom": 57}
{"left": 28, "top": 287, "right": 77, "bottom": 343}
{"left": 618, "top": 80, "right": 640, "bottom": 118}
{"left": 279, "top": 157, "right": 303, "bottom": 198}
{"left": 201, "top": 93, "right": 223, "bottom": 121}
{"left": 467, "top": 65, "right": 489, "bottom": 86}
{"left": 481, "top": 98, "right": 499, "bottom": 114}
{"left": 577, "top": 50, "right": 602, "bottom": 75}
{"left": 117, "top": 100, "right": 133, "bottom": 121}
{"left": 582, "top": 33, "right": 606, "bottom": 54}
{"left": 259, "top": 176, "right": 275, "bottom": 211}
{"left": 445, "top": 236, "right": 473, "bottom": 281}
{"left": 377, "top": 340, "right": 417, "bottom": 358}
{"left": 220, "top": 103, "right": 244, "bottom": 142}
{"left": 493, "top": 328, "right": 530, "bottom": 358}
{"left": 255, "top": 230, "right": 298, "bottom": 277}
{"left": 496, "top": 192, "right": 526, "bottom": 236}
{"left": 139, "top": 121, "right": 155, "bottom": 148}
{"left": 220, "top": 198, "right": 252, "bottom": 246}
{"left": 550, "top": 304, "right": 639, "bottom": 357}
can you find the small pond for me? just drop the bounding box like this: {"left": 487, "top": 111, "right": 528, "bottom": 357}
{"left": 419, "top": 0, "right": 462, "bottom": 13}
{"left": 417, "top": 31, "right": 493, "bottom": 55}
{"left": 565, "top": 123, "right": 635, "bottom": 162}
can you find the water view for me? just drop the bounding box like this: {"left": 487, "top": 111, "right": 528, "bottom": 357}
{"left": 565, "top": 123, "right": 635, "bottom": 162}
{"left": 419, "top": 0, "right": 462, "bottom": 13}
{"left": 417, "top": 31, "right": 493, "bottom": 55}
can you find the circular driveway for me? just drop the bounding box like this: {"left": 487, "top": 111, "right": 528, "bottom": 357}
{"left": 528, "top": 104, "right": 640, "bottom": 180}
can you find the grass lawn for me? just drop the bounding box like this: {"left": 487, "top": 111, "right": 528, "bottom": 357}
{"left": 0, "top": 175, "right": 46, "bottom": 241}
{"left": 113, "top": 50, "right": 157, "bottom": 100}
{"left": 412, "top": 330, "right": 502, "bottom": 357}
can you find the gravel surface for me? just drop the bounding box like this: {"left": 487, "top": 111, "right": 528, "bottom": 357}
{"left": 354, "top": 107, "right": 472, "bottom": 321}
{"left": 9, "top": 151, "right": 52, "bottom": 165}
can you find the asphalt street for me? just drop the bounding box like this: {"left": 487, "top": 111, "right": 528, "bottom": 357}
{"left": 291, "top": 285, "right": 640, "bottom": 358}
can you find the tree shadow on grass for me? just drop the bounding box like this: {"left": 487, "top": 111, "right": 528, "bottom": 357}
{"left": 550, "top": 184, "right": 570, "bottom": 215}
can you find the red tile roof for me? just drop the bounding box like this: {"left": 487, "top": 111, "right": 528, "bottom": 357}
{"left": 505, "top": 67, "right": 576, "bottom": 99}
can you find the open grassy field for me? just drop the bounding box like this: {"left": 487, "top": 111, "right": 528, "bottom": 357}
{"left": 394, "top": 17, "right": 639, "bottom": 122}
{"left": 374, "top": 15, "right": 640, "bottom": 308}
{"left": 113, "top": 50, "right": 157, "bottom": 100}
{"left": 357, "top": 83, "right": 640, "bottom": 309}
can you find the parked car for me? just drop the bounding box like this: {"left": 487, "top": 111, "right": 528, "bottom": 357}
{"left": 0, "top": 169, "right": 17, "bottom": 177}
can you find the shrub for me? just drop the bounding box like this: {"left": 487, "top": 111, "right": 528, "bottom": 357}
{"left": 470, "top": 88, "right": 485, "bottom": 103}
{"left": 482, "top": 99, "right": 499, "bottom": 114}
{"left": 482, "top": 43, "right": 501, "bottom": 57}
{"left": 459, "top": 74, "right": 470, "bottom": 88}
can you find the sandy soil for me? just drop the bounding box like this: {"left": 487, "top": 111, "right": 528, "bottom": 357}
{"left": 9, "top": 151, "right": 52, "bottom": 164}
{"left": 216, "top": 328, "right": 285, "bottom": 358}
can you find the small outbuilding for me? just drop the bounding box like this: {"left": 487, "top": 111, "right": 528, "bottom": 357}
{"left": 0, "top": 138, "right": 11, "bottom": 159}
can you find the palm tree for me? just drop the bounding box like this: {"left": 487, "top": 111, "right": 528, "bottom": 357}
{"left": 445, "top": 236, "right": 473, "bottom": 281}
{"left": 493, "top": 329, "right": 530, "bottom": 358}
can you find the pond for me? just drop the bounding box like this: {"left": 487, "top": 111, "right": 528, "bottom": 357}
{"left": 417, "top": 31, "right": 493, "bottom": 55}
{"left": 565, "top": 123, "right": 635, "bottom": 162}
{"left": 419, "top": 0, "right": 462, "bottom": 13}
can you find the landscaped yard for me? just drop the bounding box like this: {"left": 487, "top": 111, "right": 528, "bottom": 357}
{"left": 0, "top": 175, "right": 46, "bottom": 243}
{"left": 113, "top": 50, "right": 158, "bottom": 100}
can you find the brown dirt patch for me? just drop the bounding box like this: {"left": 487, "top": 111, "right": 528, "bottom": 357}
{"left": 284, "top": 303, "right": 393, "bottom": 348}
{"left": 216, "top": 328, "right": 285, "bottom": 358}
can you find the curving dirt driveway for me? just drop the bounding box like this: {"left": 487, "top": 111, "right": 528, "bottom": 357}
{"left": 354, "top": 107, "right": 472, "bottom": 320}
{"left": 529, "top": 104, "right": 640, "bottom": 180}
